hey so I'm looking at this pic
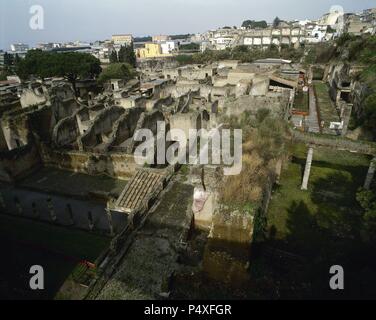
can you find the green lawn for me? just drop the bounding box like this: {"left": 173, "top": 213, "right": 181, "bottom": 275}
{"left": 259, "top": 144, "right": 376, "bottom": 298}
{"left": 293, "top": 90, "right": 309, "bottom": 112}
{"left": 0, "top": 214, "right": 110, "bottom": 300}
{"left": 268, "top": 144, "right": 370, "bottom": 241}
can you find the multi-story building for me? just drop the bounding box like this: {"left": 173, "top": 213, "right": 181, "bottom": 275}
{"left": 152, "top": 35, "right": 170, "bottom": 43}
{"left": 160, "top": 41, "right": 176, "bottom": 54}
{"left": 112, "top": 34, "right": 133, "bottom": 46}
{"left": 37, "top": 43, "right": 62, "bottom": 51}
{"left": 136, "top": 42, "right": 173, "bottom": 59}
{"left": 10, "top": 43, "right": 29, "bottom": 52}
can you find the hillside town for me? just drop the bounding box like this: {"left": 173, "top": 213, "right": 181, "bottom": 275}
{"left": 1, "top": 4, "right": 376, "bottom": 302}
{"left": 1, "top": 7, "right": 375, "bottom": 64}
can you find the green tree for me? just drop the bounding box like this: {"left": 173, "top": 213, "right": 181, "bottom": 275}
{"left": 242, "top": 20, "right": 254, "bottom": 29}
{"left": 363, "top": 93, "right": 376, "bottom": 138}
{"left": 242, "top": 20, "right": 268, "bottom": 29}
{"left": 357, "top": 188, "right": 376, "bottom": 241}
{"left": 0, "top": 71, "right": 7, "bottom": 81}
{"left": 179, "top": 43, "right": 200, "bottom": 51}
{"left": 3, "top": 52, "right": 14, "bottom": 67}
{"left": 3, "top": 52, "right": 16, "bottom": 74}
{"left": 118, "top": 43, "right": 137, "bottom": 67}
{"left": 118, "top": 46, "right": 126, "bottom": 63}
{"left": 175, "top": 54, "right": 194, "bottom": 66}
{"left": 109, "top": 50, "right": 118, "bottom": 64}
{"left": 97, "top": 63, "right": 136, "bottom": 84}
{"left": 273, "top": 17, "right": 281, "bottom": 28}
{"left": 16, "top": 50, "right": 101, "bottom": 95}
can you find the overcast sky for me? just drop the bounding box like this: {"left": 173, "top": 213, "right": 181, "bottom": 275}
{"left": 0, "top": 0, "right": 375, "bottom": 50}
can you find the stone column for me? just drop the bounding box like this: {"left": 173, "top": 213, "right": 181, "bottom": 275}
{"left": 47, "top": 198, "right": 57, "bottom": 222}
{"left": 66, "top": 204, "right": 74, "bottom": 225}
{"left": 88, "top": 211, "right": 94, "bottom": 231}
{"left": 128, "top": 211, "right": 135, "bottom": 230}
{"left": 0, "top": 192, "right": 5, "bottom": 209}
{"left": 106, "top": 207, "right": 114, "bottom": 236}
{"left": 14, "top": 197, "right": 23, "bottom": 215}
{"left": 301, "top": 147, "right": 314, "bottom": 190}
{"left": 364, "top": 158, "right": 376, "bottom": 190}
{"left": 275, "top": 159, "right": 283, "bottom": 184}
{"left": 32, "top": 202, "right": 39, "bottom": 218}
{"left": 341, "top": 103, "right": 353, "bottom": 137}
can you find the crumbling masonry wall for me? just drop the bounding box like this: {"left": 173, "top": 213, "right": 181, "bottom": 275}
{"left": 78, "top": 106, "right": 125, "bottom": 151}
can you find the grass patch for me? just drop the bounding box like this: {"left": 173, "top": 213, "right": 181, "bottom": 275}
{"left": 313, "top": 81, "right": 340, "bottom": 128}
{"left": 268, "top": 145, "right": 370, "bottom": 240}
{"left": 293, "top": 90, "right": 309, "bottom": 111}
{"left": 258, "top": 144, "right": 376, "bottom": 298}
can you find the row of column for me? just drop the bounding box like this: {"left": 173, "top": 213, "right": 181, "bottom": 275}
{"left": 301, "top": 149, "right": 375, "bottom": 191}
{"left": 0, "top": 194, "right": 114, "bottom": 235}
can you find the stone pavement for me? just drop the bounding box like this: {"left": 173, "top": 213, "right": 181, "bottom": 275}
{"left": 307, "top": 86, "right": 321, "bottom": 133}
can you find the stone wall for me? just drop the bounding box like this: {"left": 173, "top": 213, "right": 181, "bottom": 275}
{"left": 224, "top": 92, "right": 289, "bottom": 118}
{"left": 27, "top": 105, "right": 53, "bottom": 143}
{"left": 138, "top": 57, "right": 179, "bottom": 72}
{"left": 78, "top": 106, "right": 125, "bottom": 151}
{"left": 40, "top": 145, "right": 140, "bottom": 180}
{"left": 0, "top": 143, "right": 42, "bottom": 182}
{"left": 163, "top": 65, "right": 216, "bottom": 82}
{"left": 52, "top": 112, "right": 80, "bottom": 147}
{"left": 106, "top": 108, "right": 144, "bottom": 151}
{"left": 292, "top": 130, "right": 376, "bottom": 155}
{"left": 127, "top": 110, "right": 166, "bottom": 153}
{"left": 1, "top": 110, "right": 32, "bottom": 151}
{"left": 145, "top": 95, "right": 173, "bottom": 112}
{"left": 20, "top": 86, "right": 48, "bottom": 108}
{"left": 170, "top": 112, "right": 202, "bottom": 138}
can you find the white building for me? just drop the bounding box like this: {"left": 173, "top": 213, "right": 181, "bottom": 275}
{"left": 305, "top": 25, "right": 329, "bottom": 43}
{"left": 160, "top": 41, "right": 177, "bottom": 54}
{"left": 10, "top": 43, "right": 29, "bottom": 52}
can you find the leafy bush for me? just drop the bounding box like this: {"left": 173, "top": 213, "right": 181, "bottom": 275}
{"left": 97, "top": 63, "right": 136, "bottom": 84}
{"left": 179, "top": 43, "right": 200, "bottom": 51}
{"left": 175, "top": 54, "right": 194, "bottom": 66}
{"left": 219, "top": 112, "right": 290, "bottom": 207}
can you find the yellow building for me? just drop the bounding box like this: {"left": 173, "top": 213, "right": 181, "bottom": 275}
{"left": 136, "top": 43, "right": 172, "bottom": 59}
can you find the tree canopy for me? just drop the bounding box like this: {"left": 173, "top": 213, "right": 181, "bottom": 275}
{"left": 273, "top": 17, "right": 281, "bottom": 28}
{"left": 97, "top": 63, "right": 136, "bottom": 84}
{"left": 330, "top": 34, "right": 376, "bottom": 138}
{"left": 16, "top": 50, "right": 101, "bottom": 94}
{"left": 357, "top": 187, "right": 376, "bottom": 242}
{"left": 109, "top": 44, "right": 137, "bottom": 67}
{"left": 241, "top": 20, "right": 268, "bottom": 29}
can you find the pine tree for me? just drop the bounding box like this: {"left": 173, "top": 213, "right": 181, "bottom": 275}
{"left": 118, "top": 44, "right": 137, "bottom": 67}
{"left": 109, "top": 50, "right": 118, "bottom": 63}
{"left": 118, "top": 45, "right": 127, "bottom": 63}
{"left": 126, "top": 42, "right": 137, "bottom": 67}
